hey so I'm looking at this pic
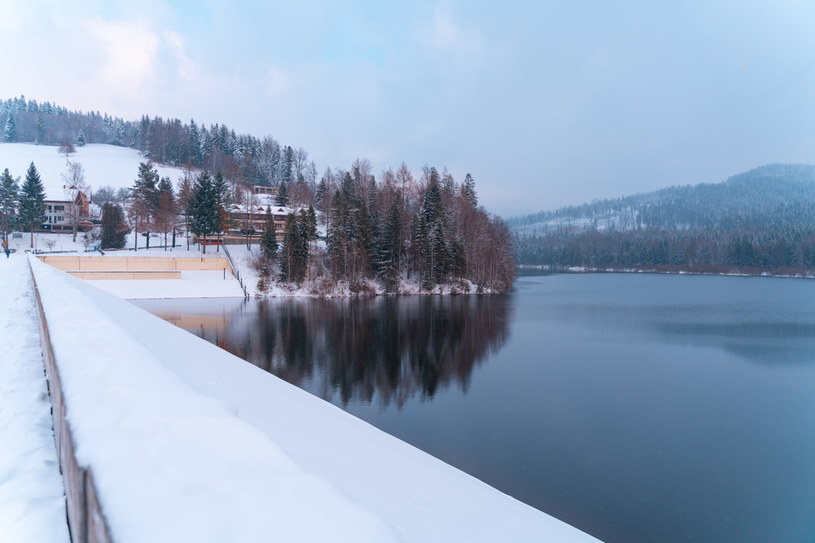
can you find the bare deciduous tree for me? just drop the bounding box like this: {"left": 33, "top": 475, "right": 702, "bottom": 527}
{"left": 58, "top": 140, "right": 75, "bottom": 164}
{"left": 62, "top": 161, "right": 88, "bottom": 242}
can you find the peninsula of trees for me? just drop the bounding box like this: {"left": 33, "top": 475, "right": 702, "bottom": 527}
{"left": 510, "top": 164, "right": 815, "bottom": 276}
{"left": 104, "top": 160, "right": 513, "bottom": 294}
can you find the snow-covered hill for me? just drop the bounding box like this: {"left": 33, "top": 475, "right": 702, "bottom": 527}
{"left": 0, "top": 143, "right": 188, "bottom": 201}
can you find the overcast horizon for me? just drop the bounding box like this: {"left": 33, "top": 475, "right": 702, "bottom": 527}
{"left": 2, "top": 1, "right": 814, "bottom": 217}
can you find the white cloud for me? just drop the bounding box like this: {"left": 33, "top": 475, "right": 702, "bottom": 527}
{"left": 427, "top": 1, "right": 483, "bottom": 57}
{"left": 266, "top": 67, "right": 301, "bottom": 99}
{"left": 163, "top": 30, "right": 196, "bottom": 82}
{"left": 86, "top": 18, "right": 160, "bottom": 101}
{"left": 0, "top": 2, "right": 36, "bottom": 34}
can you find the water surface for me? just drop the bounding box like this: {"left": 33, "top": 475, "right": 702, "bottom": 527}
{"left": 135, "top": 273, "right": 815, "bottom": 543}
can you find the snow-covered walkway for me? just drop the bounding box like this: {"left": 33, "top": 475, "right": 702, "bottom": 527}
{"left": 0, "top": 254, "right": 69, "bottom": 542}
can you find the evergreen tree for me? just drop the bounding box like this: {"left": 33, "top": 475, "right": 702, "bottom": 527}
{"left": 0, "top": 168, "right": 19, "bottom": 245}
{"left": 410, "top": 213, "right": 431, "bottom": 289}
{"left": 18, "top": 162, "right": 46, "bottom": 247}
{"left": 376, "top": 194, "right": 404, "bottom": 292}
{"left": 282, "top": 145, "right": 294, "bottom": 186}
{"left": 462, "top": 173, "right": 478, "bottom": 210}
{"left": 260, "top": 207, "right": 278, "bottom": 262}
{"left": 36, "top": 115, "right": 47, "bottom": 143}
{"left": 340, "top": 171, "right": 359, "bottom": 207}
{"left": 441, "top": 167, "right": 456, "bottom": 194}
{"left": 100, "top": 203, "right": 129, "bottom": 249}
{"left": 213, "top": 171, "right": 228, "bottom": 207}
{"left": 132, "top": 162, "right": 160, "bottom": 209}
{"left": 213, "top": 171, "right": 229, "bottom": 241}
{"left": 188, "top": 119, "right": 202, "bottom": 166}
{"left": 305, "top": 205, "right": 318, "bottom": 240}
{"left": 355, "top": 201, "right": 375, "bottom": 278}
{"left": 188, "top": 171, "right": 219, "bottom": 253}
{"left": 414, "top": 174, "right": 449, "bottom": 289}
{"left": 295, "top": 209, "right": 311, "bottom": 280}
{"left": 326, "top": 190, "right": 351, "bottom": 280}
{"left": 275, "top": 180, "right": 289, "bottom": 206}
{"left": 430, "top": 222, "right": 450, "bottom": 284}
{"left": 176, "top": 173, "right": 193, "bottom": 249}
{"left": 315, "top": 178, "right": 328, "bottom": 207}
{"left": 280, "top": 213, "right": 307, "bottom": 284}
{"left": 130, "top": 162, "right": 160, "bottom": 249}
{"left": 76, "top": 128, "right": 86, "bottom": 146}
{"left": 4, "top": 114, "right": 16, "bottom": 142}
{"left": 422, "top": 174, "right": 444, "bottom": 226}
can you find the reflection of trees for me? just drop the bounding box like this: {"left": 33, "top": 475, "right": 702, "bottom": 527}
{"left": 217, "top": 296, "right": 512, "bottom": 408}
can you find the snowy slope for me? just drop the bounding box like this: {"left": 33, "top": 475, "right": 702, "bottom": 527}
{"left": 0, "top": 143, "right": 188, "bottom": 201}
{"left": 29, "top": 256, "right": 600, "bottom": 543}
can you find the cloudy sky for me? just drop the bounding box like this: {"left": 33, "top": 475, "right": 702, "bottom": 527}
{"left": 1, "top": 0, "right": 814, "bottom": 216}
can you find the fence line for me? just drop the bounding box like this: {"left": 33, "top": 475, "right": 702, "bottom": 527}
{"left": 222, "top": 245, "right": 249, "bottom": 299}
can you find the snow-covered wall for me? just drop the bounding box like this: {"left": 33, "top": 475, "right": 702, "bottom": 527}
{"left": 29, "top": 256, "right": 601, "bottom": 543}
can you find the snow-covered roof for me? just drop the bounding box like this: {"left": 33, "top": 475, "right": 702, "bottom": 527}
{"left": 228, "top": 204, "right": 295, "bottom": 216}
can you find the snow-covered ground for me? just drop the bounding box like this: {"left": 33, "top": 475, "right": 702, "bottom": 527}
{"left": 27, "top": 255, "right": 600, "bottom": 542}
{"left": 228, "top": 243, "right": 487, "bottom": 298}
{"left": 0, "top": 142, "right": 187, "bottom": 201}
{"left": 92, "top": 270, "right": 244, "bottom": 299}
{"left": 12, "top": 231, "right": 246, "bottom": 299}
{"left": 0, "top": 255, "right": 70, "bottom": 543}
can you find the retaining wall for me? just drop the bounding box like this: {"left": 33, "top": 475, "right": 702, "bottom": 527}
{"left": 38, "top": 256, "right": 231, "bottom": 272}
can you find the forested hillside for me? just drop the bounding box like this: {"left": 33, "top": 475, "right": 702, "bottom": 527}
{"left": 1, "top": 94, "right": 309, "bottom": 187}
{"left": 509, "top": 164, "right": 815, "bottom": 274}
{"left": 1, "top": 96, "right": 515, "bottom": 293}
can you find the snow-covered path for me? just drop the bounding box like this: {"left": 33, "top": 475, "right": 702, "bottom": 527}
{"left": 0, "top": 254, "right": 69, "bottom": 542}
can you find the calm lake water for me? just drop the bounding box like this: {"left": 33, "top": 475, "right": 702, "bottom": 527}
{"left": 134, "top": 273, "right": 815, "bottom": 543}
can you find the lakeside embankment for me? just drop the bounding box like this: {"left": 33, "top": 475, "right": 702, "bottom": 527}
{"left": 31, "top": 240, "right": 502, "bottom": 299}
{"left": 21, "top": 253, "right": 601, "bottom": 542}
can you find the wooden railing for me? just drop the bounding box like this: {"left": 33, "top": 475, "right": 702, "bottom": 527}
{"left": 29, "top": 260, "right": 113, "bottom": 543}
{"left": 222, "top": 245, "right": 249, "bottom": 299}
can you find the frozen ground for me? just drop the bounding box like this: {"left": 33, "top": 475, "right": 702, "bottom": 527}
{"left": 27, "top": 255, "right": 600, "bottom": 542}
{"left": 0, "top": 255, "right": 70, "bottom": 543}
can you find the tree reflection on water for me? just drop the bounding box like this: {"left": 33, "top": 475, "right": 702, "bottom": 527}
{"left": 185, "top": 296, "right": 513, "bottom": 408}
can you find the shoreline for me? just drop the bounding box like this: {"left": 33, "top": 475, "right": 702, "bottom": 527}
{"left": 518, "top": 264, "right": 815, "bottom": 280}
{"left": 32, "top": 249, "right": 509, "bottom": 300}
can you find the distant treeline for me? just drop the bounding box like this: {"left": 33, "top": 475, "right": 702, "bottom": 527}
{"left": 1, "top": 94, "right": 316, "bottom": 188}
{"left": 512, "top": 164, "right": 815, "bottom": 274}
{"left": 516, "top": 228, "right": 815, "bottom": 273}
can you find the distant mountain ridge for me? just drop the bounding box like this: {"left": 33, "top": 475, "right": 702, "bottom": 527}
{"left": 509, "top": 164, "right": 815, "bottom": 235}
{"left": 509, "top": 164, "right": 815, "bottom": 274}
